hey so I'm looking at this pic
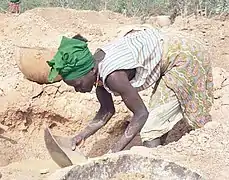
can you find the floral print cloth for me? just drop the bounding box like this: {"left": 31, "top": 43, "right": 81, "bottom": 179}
{"left": 149, "top": 31, "right": 213, "bottom": 129}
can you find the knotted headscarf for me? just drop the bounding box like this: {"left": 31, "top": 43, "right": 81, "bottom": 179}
{"left": 47, "top": 36, "right": 94, "bottom": 82}
{"left": 10, "top": 0, "right": 20, "bottom": 3}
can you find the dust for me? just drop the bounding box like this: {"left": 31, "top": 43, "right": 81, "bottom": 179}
{"left": 0, "top": 7, "right": 229, "bottom": 180}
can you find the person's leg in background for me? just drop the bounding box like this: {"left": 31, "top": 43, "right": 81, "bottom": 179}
{"left": 15, "top": 3, "right": 19, "bottom": 14}
{"left": 8, "top": 2, "right": 13, "bottom": 13}
{"left": 8, "top": 1, "right": 20, "bottom": 14}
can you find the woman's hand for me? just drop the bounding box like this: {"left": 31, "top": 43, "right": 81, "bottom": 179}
{"left": 71, "top": 133, "right": 85, "bottom": 150}
{"left": 71, "top": 118, "right": 108, "bottom": 151}
{"left": 110, "top": 118, "right": 147, "bottom": 153}
{"left": 71, "top": 119, "right": 107, "bottom": 151}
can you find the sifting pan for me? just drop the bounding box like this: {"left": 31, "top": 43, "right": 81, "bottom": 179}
{"left": 44, "top": 128, "right": 88, "bottom": 168}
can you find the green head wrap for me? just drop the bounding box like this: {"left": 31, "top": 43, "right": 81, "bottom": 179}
{"left": 47, "top": 36, "right": 94, "bottom": 83}
{"left": 10, "top": 0, "right": 20, "bottom": 3}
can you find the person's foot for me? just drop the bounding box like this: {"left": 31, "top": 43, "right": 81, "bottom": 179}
{"left": 160, "top": 132, "right": 169, "bottom": 145}
{"left": 142, "top": 132, "right": 169, "bottom": 148}
{"left": 143, "top": 137, "right": 161, "bottom": 148}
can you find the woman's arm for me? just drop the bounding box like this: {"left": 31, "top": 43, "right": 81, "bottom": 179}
{"left": 72, "top": 86, "right": 115, "bottom": 150}
{"left": 106, "top": 70, "right": 149, "bottom": 152}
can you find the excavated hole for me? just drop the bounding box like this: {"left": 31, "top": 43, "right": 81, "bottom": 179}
{"left": 0, "top": 105, "right": 191, "bottom": 169}
{"left": 0, "top": 108, "right": 131, "bottom": 167}
{"left": 0, "top": 109, "right": 73, "bottom": 167}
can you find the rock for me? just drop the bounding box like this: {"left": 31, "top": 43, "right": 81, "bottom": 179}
{"left": 212, "top": 67, "right": 227, "bottom": 90}
{"left": 40, "top": 168, "right": 49, "bottom": 174}
{"left": 204, "top": 121, "right": 220, "bottom": 129}
{"left": 47, "top": 167, "right": 73, "bottom": 180}
{"left": 156, "top": 15, "right": 172, "bottom": 27}
{"left": 182, "top": 139, "right": 194, "bottom": 148}
{"left": 130, "top": 146, "right": 152, "bottom": 154}
{"left": 58, "top": 81, "right": 75, "bottom": 94}
{"left": 0, "top": 157, "right": 10, "bottom": 167}
{"left": 48, "top": 151, "right": 203, "bottom": 180}
{"left": 214, "top": 89, "right": 222, "bottom": 99}
{"left": 0, "top": 123, "right": 8, "bottom": 131}
{"left": 144, "top": 15, "right": 172, "bottom": 28}
{"left": 43, "top": 85, "right": 59, "bottom": 96}
{"left": 0, "top": 88, "right": 4, "bottom": 96}
{"left": 17, "top": 80, "right": 43, "bottom": 98}
{"left": 116, "top": 24, "right": 154, "bottom": 38}
{"left": 222, "top": 91, "right": 229, "bottom": 105}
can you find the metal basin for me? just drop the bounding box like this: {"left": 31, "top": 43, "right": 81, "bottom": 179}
{"left": 44, "top": 128, "right": 87, "bottom": 168}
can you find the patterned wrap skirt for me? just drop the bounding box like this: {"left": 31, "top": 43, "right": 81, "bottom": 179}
{"left": 140, "top": 30, "right": 213, "bottom": 142}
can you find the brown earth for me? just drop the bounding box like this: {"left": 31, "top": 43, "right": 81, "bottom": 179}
{"left": 0, "top": 7, "right": 229, "bottom": 180}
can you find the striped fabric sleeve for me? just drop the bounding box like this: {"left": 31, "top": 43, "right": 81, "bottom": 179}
{"left": 98, "top": 28, "right": 164, "bottom": 94}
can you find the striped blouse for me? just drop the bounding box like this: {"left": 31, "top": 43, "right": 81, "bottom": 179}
{"left": 98, "top": 27, "right": 164, "bottom": 94}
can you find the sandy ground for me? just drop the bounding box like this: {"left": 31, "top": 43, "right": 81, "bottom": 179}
{"left": 0, "top": 7, "right": 229, "bottom": 180}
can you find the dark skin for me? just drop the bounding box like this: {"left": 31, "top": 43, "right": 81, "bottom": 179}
{"left": 64, "top": 34, "right": 149, "bottom": 153}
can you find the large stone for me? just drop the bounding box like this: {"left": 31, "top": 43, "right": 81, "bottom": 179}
{"left": 47, "top": 151, "right": 203, "bottom": 180}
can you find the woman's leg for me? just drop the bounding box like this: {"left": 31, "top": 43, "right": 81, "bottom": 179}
{"left": 143, "top": 137, "right": 161, "bottom": 148}
{"left": 140, "top": 79, "right": 183, "bottom": 148}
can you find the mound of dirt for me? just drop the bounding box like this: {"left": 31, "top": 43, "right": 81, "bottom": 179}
{"left": 3, "top": 8, "right": 139, "bottom": 50}
{"left": 171, "top": 15, "right": 229, "bottom": 71}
